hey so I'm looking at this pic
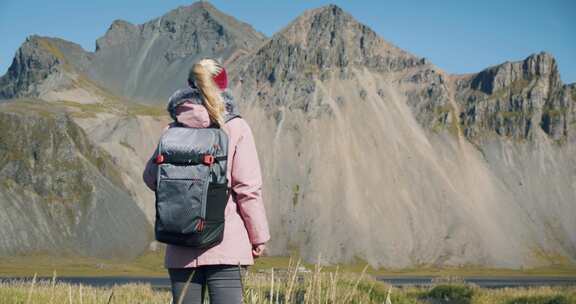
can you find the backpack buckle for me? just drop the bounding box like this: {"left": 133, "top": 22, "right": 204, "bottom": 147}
{"left": 155, "top": 154, "right": 165, "bottom": 164}
{"left": 202, "top": 154, "right": 214, "bottom": 165}
{"left": 195, "top": 218, "right": 205, "bottom": 232}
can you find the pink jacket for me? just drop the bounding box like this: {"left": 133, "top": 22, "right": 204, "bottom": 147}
{"left": 143, "top": 102, "right": 270, "bottom": 268}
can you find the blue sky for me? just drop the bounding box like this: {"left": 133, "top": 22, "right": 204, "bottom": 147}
{"left": 1, "top": 0, "right": 575, "bottom": 83}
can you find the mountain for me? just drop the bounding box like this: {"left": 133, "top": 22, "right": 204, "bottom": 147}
{"left": 0, "top": 1, "right": 265, "bottom": 104}
{"left": 0, "top": 2, "right": 574, "bottom": 267}
{"left": 0, "top": 101, "right": 151, "bottom": 258}
{"left": 89, "top": 1, "right": 265, "bottom": 102}
{"left": 0, "top": 36, "right": 96, "bottom": 101}
{"left": 229, "top": 5, "right": 575, "bottom": 267}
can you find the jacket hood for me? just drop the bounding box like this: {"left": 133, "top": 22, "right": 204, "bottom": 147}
{"left": 167, "top": 86, "right": 240, "bottom": 126}
{"left": 172, "top": 102, "right": 211, "bottom": 128}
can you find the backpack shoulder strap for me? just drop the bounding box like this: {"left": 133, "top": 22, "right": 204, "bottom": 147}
{"left": 224, "top": 114, "right": 241, "bottom": 123}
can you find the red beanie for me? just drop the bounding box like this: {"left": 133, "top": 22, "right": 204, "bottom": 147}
{"left": 212, "top": 68, "right": 228, "bottom": 90}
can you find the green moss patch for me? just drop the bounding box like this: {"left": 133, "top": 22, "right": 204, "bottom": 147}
{"left": 292, "top": 184, "right": 300, "bottom": 207}
{"left": 505, "top": 295, "right": 570, "bottom": 304}
{"left": 427, "top": 284, "right": 475, "bottom": 304}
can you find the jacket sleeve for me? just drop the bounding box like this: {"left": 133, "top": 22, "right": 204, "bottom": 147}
{"left": 143, "top": 124, "right": 171, "bottom": 191}
{"left": 231, "top": 120, "right": 271, "bottom": 245}
{"left": 142, "top": 148, "right": 159, "bottom": 191}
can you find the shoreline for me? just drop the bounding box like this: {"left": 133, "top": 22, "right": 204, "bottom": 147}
{"left": 0, "top": 253, "right": 575, "bottom": 278}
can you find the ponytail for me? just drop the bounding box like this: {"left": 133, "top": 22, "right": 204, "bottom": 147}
{"left": 191, "top": 61, "right": 226, "bottom": 127}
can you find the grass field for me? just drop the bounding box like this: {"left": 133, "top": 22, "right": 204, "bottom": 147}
{"left": 0, "top": 252, "right": 575, "bottom": 303}
{"left": 1, "top": 260, "right": 575, "bottom": 304}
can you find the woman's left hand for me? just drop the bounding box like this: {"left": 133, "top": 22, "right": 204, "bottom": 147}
{"left": 252, "top": 243, "right": 266, "bottom": 258}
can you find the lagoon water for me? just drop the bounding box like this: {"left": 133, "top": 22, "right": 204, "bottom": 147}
{"left": 1, "top": 276, "right": 574, "bottom": 289}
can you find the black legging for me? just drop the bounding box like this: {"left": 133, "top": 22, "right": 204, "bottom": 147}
{"left": 168, "top": 265, "right": 244, "bottom": 304}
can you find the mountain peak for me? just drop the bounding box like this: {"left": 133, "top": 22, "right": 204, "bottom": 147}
{"left": 168, "top": 1, "right": 222, "bottom": 18}
{"left": 278, "top": 4, "right": 353, "bottom": 45}
{"left": 95, "top": 1, "right": 264, "bottom": 54}
{"left": 314, "top": 4, "right": 345, "bottom": 16}
{"left": 95, "top": 20, "right": 138, "bottom": 51}
{"left": 25, "top": 35, "right": 84, "bottom": 52}
{"left": 241, "top": 3, "right": 421, "bottom": 81}
{"left": 274, "top": 3, "right": 419, "bottom": 63}
{"left": 470, "top": 51, "right": 560, "bottom": 94}
{"left": 524, "top": 51, "right": 558, "bottom": 77}
{"left": 0, "top": 35, "right": 94, "bottom": 99}
{"left": 109, "top": 19, "right": 135, "bottom": 28}
{"left": 90, "top": 1, "right": 265, "bottom": 102}
{"left": 177, "top": 0, "right": 218, "bottom": 12}
{"left": 149, "top": 1, "right": 265, "bottom": 41}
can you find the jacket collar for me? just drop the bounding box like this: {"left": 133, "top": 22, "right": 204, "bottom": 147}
{"left": 166, "top": 86, "right": 240, "bottom": 123}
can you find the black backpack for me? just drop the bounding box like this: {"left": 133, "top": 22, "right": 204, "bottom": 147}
{"left": 153, "top": 120, "right": 233, "bottom": 249}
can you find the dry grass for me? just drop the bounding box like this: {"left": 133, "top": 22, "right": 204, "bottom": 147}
{"left": 0, "top": 278, "right": 170, "bottom": 304}
{"left": 1, "top": 259, "right": 575, "bottom": 304}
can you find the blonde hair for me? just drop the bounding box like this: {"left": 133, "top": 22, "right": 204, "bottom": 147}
{"left": 191, "top": 59, "right": 226, "bottom": 127}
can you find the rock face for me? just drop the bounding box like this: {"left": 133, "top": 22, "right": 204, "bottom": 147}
{"left": 72, "top": 111, "right": 170, "bottom": 224}
{"left": 0, "top": 101, "right": 151, "bottom": 258}
{"left": 454, "top": 52, "right": 575, "bottom": 142}
{"left": 0, "top": 2, "right": 264, "bottom": 104}
{"left": 229, "top": 5, "right": 576, "bottom": 267}
{"left": 88, "top": 1, "right": 265, "bottom": 102}
{"left": 0, "top": 2, "right": 574, "bottom": 267}
{"left": 230, "top": 5, "right": 423, "bottom": 116}
{"left": 0, "top": 36, "right": 92, "bottom": 99}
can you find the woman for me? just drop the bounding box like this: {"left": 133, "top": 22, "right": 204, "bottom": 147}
{"left": 143, "top": 58, "right": 270, "bottom": 304}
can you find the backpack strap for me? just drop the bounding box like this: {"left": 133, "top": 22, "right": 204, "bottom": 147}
{"left": 214, "top": 155, "right": 227, "bottom": 162}
{"left": 157, "top": 152, "right": 227, "bottom": 166}
{"left": 225, "top": 114, "right": 241, "bottom": 123}
{"left": 171, "top": 109, "right": 239, "bottom": 126}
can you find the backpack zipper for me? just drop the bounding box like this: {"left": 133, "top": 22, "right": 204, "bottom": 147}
{"left": 199, "top": 168, "right": 211, "bottom": 230}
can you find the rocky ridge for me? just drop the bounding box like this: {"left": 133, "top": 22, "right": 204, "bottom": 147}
{"left": 0, "top": 101, "right": 150, "bottom": 258}
{"left": 229, "top": 5, "right": 575, "bottom": 267}
{"left": 89, "top": 1, "right": 265, "bottom": 102}
{"left": 454, "top": 52, "right": 575, "bottom": 142}
{"left": 0, "top": 36, "right": 92, "bottom": 100}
